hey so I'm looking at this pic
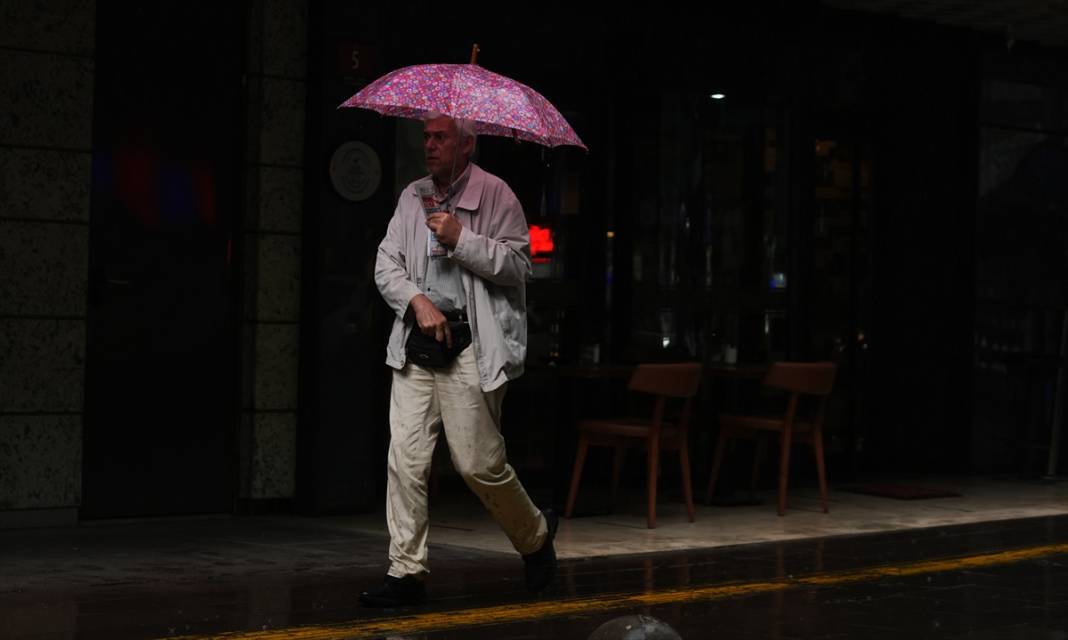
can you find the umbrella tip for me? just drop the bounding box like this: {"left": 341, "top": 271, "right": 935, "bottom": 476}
{"left": 470, "top": 43, "right": 480, "bottom": 65}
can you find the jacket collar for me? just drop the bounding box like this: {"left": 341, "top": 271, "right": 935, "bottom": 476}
{"left": 454, "top": 163, "right": 485, "bottom": 213}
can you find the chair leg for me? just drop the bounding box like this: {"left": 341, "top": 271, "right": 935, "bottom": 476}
{"left": 610, "top": 444, "right": 625, "bottom": 512}
{"left": 777, "top": 429, "right": 793, "bottom": 517}
{"left": 678, "top": 440, "right": 695, "bottom": 523}
{"left": 646, "top": 436, "right": 660, "bottom": 529}
{"left": 812, "top": 428, "right": 829, "bottom": 514}
{"left": 706, "top": 431, "right": 729, "bottom": 503}
{"left": 565, "top": 435, "right": 589, "bottom": 519}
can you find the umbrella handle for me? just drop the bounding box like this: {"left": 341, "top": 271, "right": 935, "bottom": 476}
{"left": 470, "top": 44, "right": 480, "bottom": 65}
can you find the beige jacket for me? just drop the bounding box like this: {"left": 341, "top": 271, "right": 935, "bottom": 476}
{"left": 375, "top": 164, "right": 531, "bottom": 391}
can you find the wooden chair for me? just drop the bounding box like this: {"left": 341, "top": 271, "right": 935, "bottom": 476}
{"left": 565, "top": 362, "right": 702, "bottom": 529}
{"left": 706, "top": 361, "right": 837, "bottom": 516}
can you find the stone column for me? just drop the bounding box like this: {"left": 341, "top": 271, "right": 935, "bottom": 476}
{"left": 239, "top": 0, "right": 307, "bottom": 507}
{"left": 0, "top": 0, "right": 95, "bottom": 528}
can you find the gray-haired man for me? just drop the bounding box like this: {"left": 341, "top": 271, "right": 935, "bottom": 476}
{"left": 360, "top": 114, "right": 557, "bottom": 607}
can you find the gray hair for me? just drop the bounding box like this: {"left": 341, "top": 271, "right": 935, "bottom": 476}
{"left": 455, "top": 117, "right": 477, "bottom": 144}
{"left": 425, "top": 112, "right": 478, "bottom": 155}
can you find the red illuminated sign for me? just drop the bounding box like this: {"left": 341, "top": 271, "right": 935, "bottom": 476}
{"left": 530, "top": 225, "right": 554, "bottom": 264}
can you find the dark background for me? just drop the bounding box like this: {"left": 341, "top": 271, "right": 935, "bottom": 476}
{"left": 77, "top": 2, "right": 1068, "bottom": 517}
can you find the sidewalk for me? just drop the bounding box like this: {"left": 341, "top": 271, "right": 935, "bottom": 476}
{"left": 337, "top": 473, "right": 1068, "bottom": 558}
{"left": 3, "top": 475, "right": 1065, "bottom": 593}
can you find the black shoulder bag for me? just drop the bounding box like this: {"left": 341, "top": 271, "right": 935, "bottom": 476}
{"left": 405, "top": 319, "right": 471, "bottom": 368}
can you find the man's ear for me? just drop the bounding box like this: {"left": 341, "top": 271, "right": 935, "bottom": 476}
{"left": 461, "top": 135, "right": 475, "bottom": 158}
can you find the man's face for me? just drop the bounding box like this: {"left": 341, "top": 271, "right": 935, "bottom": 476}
{"left": 424, "top": 115, "right": 471, "bottom": 184}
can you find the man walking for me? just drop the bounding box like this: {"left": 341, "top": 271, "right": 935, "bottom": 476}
{"left": 360, "top": 114, "right": 557, "bottom": 607}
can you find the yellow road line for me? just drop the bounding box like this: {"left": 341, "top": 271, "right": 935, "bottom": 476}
{"left": 167, "top": 541, "right": 1068, "bottom": 640}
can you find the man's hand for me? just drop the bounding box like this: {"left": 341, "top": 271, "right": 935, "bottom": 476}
{"left": 409, "top": 293, "right": 451, "bottom": 348}
{"left": 426, "top": 213, "right": 462, "bottom": 249}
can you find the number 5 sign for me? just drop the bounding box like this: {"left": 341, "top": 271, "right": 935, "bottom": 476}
{"left": 337, "top": 43, "right": 377, "bottom": 86}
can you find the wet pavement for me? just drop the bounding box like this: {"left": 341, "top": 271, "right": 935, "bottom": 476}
{"left": 3, "top": 507, "right": 1068, "bottom": 639}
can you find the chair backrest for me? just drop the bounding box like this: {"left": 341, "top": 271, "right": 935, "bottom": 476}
{"left": 628, "top": 362, "right": 703, "bottom": 398}
{"left": 762, "top": 361, "right": 837, "bottom": 396}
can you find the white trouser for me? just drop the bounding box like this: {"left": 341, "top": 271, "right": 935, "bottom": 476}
{"left": 386, "top": 344, "right": 547, "bottom": 578}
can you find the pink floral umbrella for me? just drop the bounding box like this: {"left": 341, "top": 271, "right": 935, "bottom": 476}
{"left": 339, "top": 46, "right": 587, "bottom": 151}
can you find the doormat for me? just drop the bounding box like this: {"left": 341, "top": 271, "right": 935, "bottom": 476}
{"left": 838, "top": 484, "right": 962, "bottom": 500}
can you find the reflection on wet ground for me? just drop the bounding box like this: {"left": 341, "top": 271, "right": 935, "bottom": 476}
{"left": 3, "top": 508, "right": 1068, "bottom": 639}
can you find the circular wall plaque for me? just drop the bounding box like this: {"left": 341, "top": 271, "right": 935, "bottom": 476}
{"left": 329, "top": 141, "right": 381, "bottom": 202}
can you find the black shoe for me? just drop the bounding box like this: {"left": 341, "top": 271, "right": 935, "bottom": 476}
{"left": 523, "top": 508, "right": 559, "bottom": 592}
{"left": 359, "top": 574, "right": 426, "bottom": 607}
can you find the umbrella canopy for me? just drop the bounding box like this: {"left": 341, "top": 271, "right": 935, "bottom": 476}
{"left": 340, "top": 62, "right": 587, "bottom": 151}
